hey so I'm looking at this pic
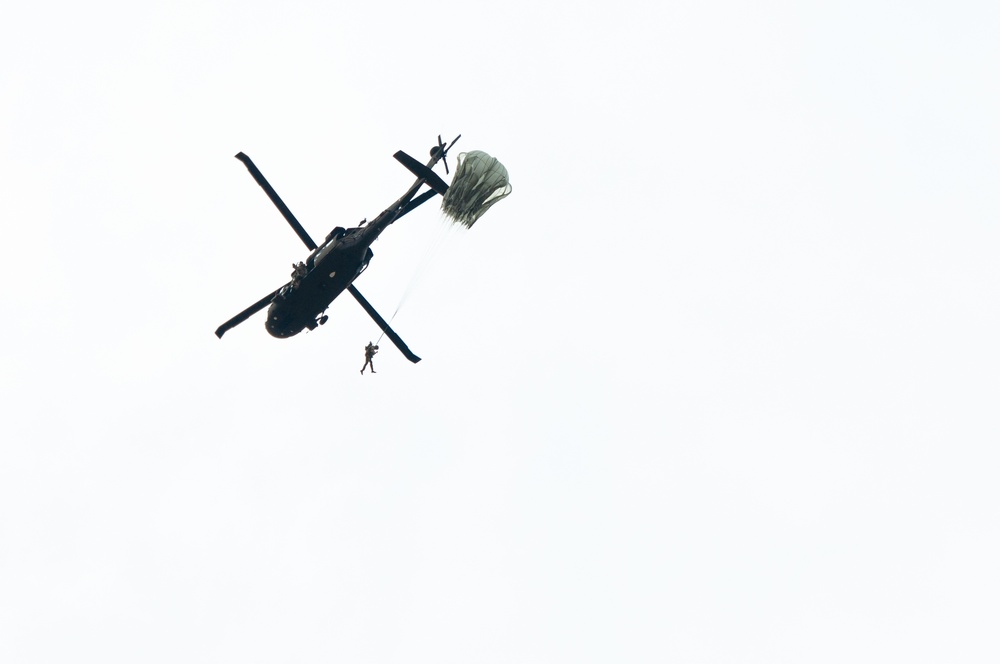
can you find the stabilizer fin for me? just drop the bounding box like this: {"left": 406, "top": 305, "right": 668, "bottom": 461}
{"left": 393, "top": 151, "right": 449, "bottom": 196}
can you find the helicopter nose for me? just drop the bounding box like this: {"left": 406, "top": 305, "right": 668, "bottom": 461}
{"left": 265, "top": 302, "right": 300, "bottom": 338}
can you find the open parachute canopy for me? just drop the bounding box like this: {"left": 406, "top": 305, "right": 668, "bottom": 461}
{"left": 441, "top": 150, "right": 511, "bottom": 228}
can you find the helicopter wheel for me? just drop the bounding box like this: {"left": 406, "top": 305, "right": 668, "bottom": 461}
{"left": 318, "top": 315, "right": 329, "bottom": 325}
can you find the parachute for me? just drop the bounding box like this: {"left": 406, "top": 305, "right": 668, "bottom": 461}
{"left": 441, "top": 150, "right": 512, "bottom": 228}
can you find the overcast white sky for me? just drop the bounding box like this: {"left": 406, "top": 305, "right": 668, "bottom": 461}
{"left": 2, "top": 1, "right": 999, "bottom": 662}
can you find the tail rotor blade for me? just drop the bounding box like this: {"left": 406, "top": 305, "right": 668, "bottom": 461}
{"left": 437, "top": 135, "right": 449, "bottom": 174}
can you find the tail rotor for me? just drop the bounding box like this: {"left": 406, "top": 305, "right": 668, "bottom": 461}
{"left": 431, "top": 133, "right": 461, "bottom": 174}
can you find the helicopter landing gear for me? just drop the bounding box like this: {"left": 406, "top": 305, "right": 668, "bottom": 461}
{"left": 317, "top": 314, "right": 329, "bottom": 325}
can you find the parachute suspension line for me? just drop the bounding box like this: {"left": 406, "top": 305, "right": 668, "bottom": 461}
{"left": 375, "top": 216, "right": 463, "bottom": 346}
{"left": 375, "top": 149, "right": 511, "bottom": 345}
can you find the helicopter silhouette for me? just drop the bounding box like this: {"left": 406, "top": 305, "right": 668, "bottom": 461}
{"left": 215, "top": 134, "right": 462, "bottom": 363}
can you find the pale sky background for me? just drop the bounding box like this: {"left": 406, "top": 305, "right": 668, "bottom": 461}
{"left": 2, "top": 1, "right": 999, "bottom": 662}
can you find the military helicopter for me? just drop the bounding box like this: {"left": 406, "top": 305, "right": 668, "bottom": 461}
{"left": 215, "top": 134, "right": 463, "bottom": 363}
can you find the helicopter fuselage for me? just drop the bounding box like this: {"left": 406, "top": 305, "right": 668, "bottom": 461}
{"left": 264, "top": 225, "right": 378, "bottom": 338}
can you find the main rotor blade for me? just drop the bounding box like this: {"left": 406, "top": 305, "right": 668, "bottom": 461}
{"left": 347, "top": 285, "right": 421, "bottom": 363}
{"left": 215, "top": 287, "right": 280, "bottom": 338}
{"left": 235, "top": 152, "right": 318, "bottom": 251}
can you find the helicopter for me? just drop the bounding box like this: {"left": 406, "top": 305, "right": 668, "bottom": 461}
{"left": 215, "top": 134, "right": 463, "bottom": 363}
